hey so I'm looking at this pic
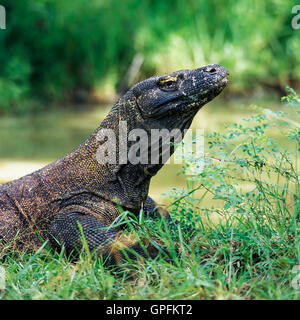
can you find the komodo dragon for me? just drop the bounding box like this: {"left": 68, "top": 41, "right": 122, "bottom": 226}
{"left": 0, "top": 64, "right": 228, "bottom": 263}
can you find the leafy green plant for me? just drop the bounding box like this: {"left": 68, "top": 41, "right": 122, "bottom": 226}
{"left": 170, "top": 85, "right": 299, "bottom": 226}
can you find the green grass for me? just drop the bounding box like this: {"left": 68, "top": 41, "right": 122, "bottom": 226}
{"left": 0, "top": 208, "right": 299, "bottom": 300}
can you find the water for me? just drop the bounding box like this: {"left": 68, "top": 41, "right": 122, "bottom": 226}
{"left": 0, "top": 97, "right": 285, "bottom": 203}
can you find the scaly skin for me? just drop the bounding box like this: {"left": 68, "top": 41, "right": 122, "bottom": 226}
{"left": 0, "top": 64, "right": 228, "bottom": 262}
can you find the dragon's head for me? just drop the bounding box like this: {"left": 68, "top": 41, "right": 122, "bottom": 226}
{"left": 131, "top": 64, "right": 229, "bottom": 122}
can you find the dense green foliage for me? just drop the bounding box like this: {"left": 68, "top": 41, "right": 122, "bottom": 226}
{"left": 0, "top": 0, "right": 299, "bottom": 113}
{"left": 171, "top": 85, "right": 300, "bottom": 229}
{"left": 0, "top": 89, "right": 299, "bottom": 300}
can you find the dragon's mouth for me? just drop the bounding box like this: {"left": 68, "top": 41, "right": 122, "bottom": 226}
{"left": 180, "top": 75, "right": 229, "bottom": 113}
{"left": 147, "top": 79, "right": 228, "bottom": 119}
{"left": 186, "top": 72, "right": 229, "bottom": 106}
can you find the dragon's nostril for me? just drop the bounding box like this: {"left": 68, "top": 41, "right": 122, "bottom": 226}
{"left": 205, "top": 67, "right": 217, "bottom": 73}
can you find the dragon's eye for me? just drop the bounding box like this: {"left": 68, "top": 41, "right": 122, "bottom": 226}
{"left": 165, "top": 80, "right": 175, "bottom": 87}
{"left": 158, "top": 75, "right": 179, "bottom": 91}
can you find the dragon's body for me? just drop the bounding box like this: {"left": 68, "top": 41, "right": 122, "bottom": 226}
{"left": 0, "top": 64, "right": 228, "bottom": 263}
